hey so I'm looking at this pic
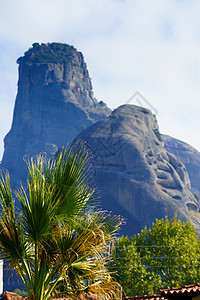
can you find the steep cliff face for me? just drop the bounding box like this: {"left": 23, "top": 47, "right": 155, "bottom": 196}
{"left": 162, "top": 134, "right": 200, "bottom": 196}
{"left": 2, "top": 43, "right": 200, "bottom": 236}
{"left": 1, "top": 43, "right": 110, "bottom": 185}
{"left": 75, "top": 105, "right": 200, "bottom": 235}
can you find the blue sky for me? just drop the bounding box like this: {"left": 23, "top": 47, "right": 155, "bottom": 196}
{"left": 0, "top": 0, "right": 200, "bottom": 159}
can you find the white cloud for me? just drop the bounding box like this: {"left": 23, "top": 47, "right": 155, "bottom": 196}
{"left": 0, "top": 0, "right": 200, "bottom": 159}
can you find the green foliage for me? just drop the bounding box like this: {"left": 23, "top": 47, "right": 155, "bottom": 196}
{"left": 110, "top": 236, "right": 161, "bottom": 297}
{"left": 13, "top": 289, "right": 28, "bottom": 296}
{"left": 110, "top": 215, "right": 200, "bottom": 297}
{"left": 0, "top": 142, "right": 121, "bottom": 300}
{"left": 17, "top": 43, "right": 76, "bottom": 64}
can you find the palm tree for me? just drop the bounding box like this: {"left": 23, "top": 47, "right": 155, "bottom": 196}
{"left": 0, "top": 141, "right": 121, "bottom": 300}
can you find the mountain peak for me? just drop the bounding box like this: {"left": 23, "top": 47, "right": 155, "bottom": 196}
{"left": 1, "top": 43, "right": 110, "bottom": 185}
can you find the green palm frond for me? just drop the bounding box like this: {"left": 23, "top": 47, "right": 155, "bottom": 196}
{"left": 17, "top": 185, "right": 58, "bottom": 241}
{"left": 0, "top": 171, "right": 15, "bottom": 215}
{"left": 0, "top": 141, "right": 122, "bottom": 300}
{"left": 26, "top": 142, "right": 96, "bottom": 220}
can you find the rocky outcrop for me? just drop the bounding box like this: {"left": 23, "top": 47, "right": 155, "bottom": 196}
{"left": 162, "top": 134, "right": 200, "bottom": 197}
{"left": 1, "top": 43, "right": 110, "bottom": 185}
{"left": 75, "top": 105, "right": 200, "bottom": 235}
{"left": 2, "top": 43, "right": 200, "bottom": 236}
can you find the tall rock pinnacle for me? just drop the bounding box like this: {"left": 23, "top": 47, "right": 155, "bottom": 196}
{"left": 1, "top": 43, "right": 110, "bottom": 185}
{"left": 2, "top": 43, "right": 200, "bottom": 236}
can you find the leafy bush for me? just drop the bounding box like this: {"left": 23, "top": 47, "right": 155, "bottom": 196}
{"left": 110, "top": 215, "right": 200, "bottom": 297}
{"left": 13, "top": 289, "right": 28, "bottom": 296}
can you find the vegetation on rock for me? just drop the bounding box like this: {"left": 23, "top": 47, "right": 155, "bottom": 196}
{"left": 110, "top": 215, "right": 200, "bottom": 297}
{"left": 0, "top": 141, "right": 121, "bottom": 300}
{"left": 13, "top": 289, "right": 28, "bottom": 296}
{"left": 17, "top": 43, "right": 76, "bottom": 64}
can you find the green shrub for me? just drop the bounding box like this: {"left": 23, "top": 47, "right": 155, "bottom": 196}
{"left": 17, "top": 43, "right": 76, "bottom": 64}
{"left": 13, "top": 289, "right": 28, "bottom": 296}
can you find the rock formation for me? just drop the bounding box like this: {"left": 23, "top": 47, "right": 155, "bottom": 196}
{"left": 1, "top": 43, "right": 200, "bottom": 236}
{"left": 75, "top": 105, "right": 200, "bottom": 235}
{"left": 1, "top": 43, "right": 110, "bottom": 185}
{"left": 162, "top": 134, "right": 200, "bottom": 197}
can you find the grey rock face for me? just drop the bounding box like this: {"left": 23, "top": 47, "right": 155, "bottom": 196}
{"left": 162, "top": 134, "right": 200, "bottom": 196}
{"left": 75, "top": 105, "right": 200, "bottom": 235}
{"left": 1, "top": 43, "right": 110, "bottom": 185}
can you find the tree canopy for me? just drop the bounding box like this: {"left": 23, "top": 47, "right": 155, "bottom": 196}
{"left": 0, "top": 142, "right": 121, "bottom": 300}
{"left": 110, "top": 215, "right": 200, "bottom": 297}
